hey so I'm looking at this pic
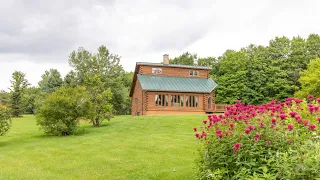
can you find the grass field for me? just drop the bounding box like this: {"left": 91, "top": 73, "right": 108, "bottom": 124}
{"left": 0, "top": 114, "right": 205, "bottom": 180}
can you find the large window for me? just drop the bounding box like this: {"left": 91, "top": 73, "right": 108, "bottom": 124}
{"left": 171, "top": 95, "right": 184, "bottom": 107}
{"left": 186, "top": 95, "right": 198, "bottom": 107}
{"left": 155, "top": 94, "right": 168, "bottom": 106}
{"left": 152, "top": 68, "right": 162, "bottom": 74}
{"left": 189, "top": 70, "right": 199, "bottom": 76}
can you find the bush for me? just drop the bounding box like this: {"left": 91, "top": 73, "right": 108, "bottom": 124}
{"left": 0, "top": 105, "right": 11, "bottom": 135}
{"left": 195, "top": 97, "right": 320, "bottom": 179}
{"left": 36, "top": 86, "right": 91, "bottom": 136}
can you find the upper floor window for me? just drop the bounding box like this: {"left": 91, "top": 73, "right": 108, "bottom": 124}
{"left": 152, "top": 68, "right": 162, "bottom": 74}
{"left": 189, "top": 70, "right": 199, "bottom": 76}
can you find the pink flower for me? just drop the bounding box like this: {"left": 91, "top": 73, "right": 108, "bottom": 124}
{"left": 309, "top": 124, "right": 316, "bottom": 131}
{"left": 254, "top": 137, "right": 259, "bottom": 142}
{"left": 193, "top": 128, "right": 197, "bottom": 132}
{"left": 317, "top": 97, "right": 320, "bottom": 103}
{"left": 244, "top": 129, "right": 251, "bottom": 134}
{"left": 271, "top": 118, "right": 277, "bottom": 125}
{"left": 288, "top": 124, "right": 294, "bottom": 131}
{"left": 217, "top": 133, "right": 223, "bottom": 139}
{"left": 248, "top": 125, "right": 254, "bottom": 130}
{"left": 259, "top": 122, "right": 264, "bottom": 128}
{"left": 289, "top": 111, "right": 297, "bottom": 118}
{"left": 317, "top": 117, "right": 320, "bottom": 124}
{"left": 279, "top": 114, "right": 287, "bottom": 120}
{"left": 234, "top": 143, "right": 241, "bottom": 148}
{"left": 195, "top": 133, "right": 200, "bottom": 138}
{"left": 203, "top": 120, "right": 208, "bottom": 124}
{"left": 229, "top": 123, "right": 234, "bottom": 128}
{"left": 308, "top": 94, "right": 314, "bottom": 99}
{"left": 215, "top": 129, "right": 222, "bottom": 135}
{"left": 255, "top": 133, "right": 261, "bottom": 138}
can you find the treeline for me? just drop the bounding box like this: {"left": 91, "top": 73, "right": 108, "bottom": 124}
{"left": 169, "top": 34, "right": 320, "bottom": 104}
{"left": 0, "top": 46, "right": 133, "bottom": 118}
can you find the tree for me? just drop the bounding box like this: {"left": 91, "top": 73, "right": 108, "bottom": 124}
{"left": 36, "top": 86, "right": 91, "bottom": 136}
{"left": 0, "top": 105, "right": 11, "bottom": 136}
{"left": 9, "top": 71, "right": 30, "bottom": 117}
{"left": 68, "top": 45, "right": 129, "bottom": 115}
{"left": 169, "top": 51, "right": 197, "bottom": 65}
{"left": 84, "top": 74, "right": 113, "bottom": 127}
{"left": 63, "top": 70, "right": 78, "bottom": 88}
{"left": 23, "top": 87, "right": 40, "bottom": 114}
{"left": 295, "top": 58, "right": 320, "bottom": 98}
{"left": 198, "top": 56, "right": 219, "bottom": 78}
{"left": 0, "top": 90, "right": 10, "bottom": 106}
{"left": 38, "top": 69, "right": 63, "bottom": 93}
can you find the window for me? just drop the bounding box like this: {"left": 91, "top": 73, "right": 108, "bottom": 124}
{"left": 155, "top": 94, "right": 168, "bottom": 106}
{"left": 171, "top": 95, "right": 184, "bottom": 107}
{"left": 152, "top": 68, "right": 162, "bottom": 74}
{"left": 186, "top": 95, "right": 198, "bottom": 107}
{"left": 189, "top": 70, "right": 199, "bottom": 76}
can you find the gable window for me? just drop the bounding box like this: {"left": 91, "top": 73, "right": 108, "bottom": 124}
{"left": 189, "top": 70, "right": 199, "bottom": 76}
{"left": 186, "top": 95, "right": 198, "bottom": 107}
{"left": 152, "top": 68, "right": 162, "bottom": 74}
{"left": 155, "top": 94, "right": 168, "bottom": 106}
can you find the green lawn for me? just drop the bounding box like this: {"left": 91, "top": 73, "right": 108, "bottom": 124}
{"left": 0, "top": 114, "right": 205, "bottom": 180}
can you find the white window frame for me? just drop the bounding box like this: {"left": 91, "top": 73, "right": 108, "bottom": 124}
{"left": 152, "top": 68, "right": 162, "bottom": 74}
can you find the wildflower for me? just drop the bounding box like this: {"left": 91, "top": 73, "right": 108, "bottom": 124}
{"left": 215, "top": 129, "right": 222, "bottom": 135}
{"left": 318, "top": 117, "right": 320, "bottom": 123}
{"left": 309, "top": 124, "right": 316, "bottom": 131}
{"left": 202, "top": 131, "right": 207, "bottom": 138}
{"left": 279, "top": 114, "right": 287, "bottom": 120}
{"left": 217, "top": 133, "right": 223, "bottom": 139}
{"left": 244, "top": 129, "right": 251, "bottom": 134}
{"left": 195, "top": 133, "right": 200, "bottom": 138}
{"left": 288, "top": 124, "right": 294, "bottom": 131}
{"left": 289, "top": 111, "right": 297, "bottom": 118}
{"left": 193, "top": 128, "right": 197, "bottom": 132}
{"left": 233, "top": 143, "right": 241, "bottom": 152}
{"left": 308, "top": 94, "right": 314, "bottom": 99}
{"left": 254, "top": 137, "right": 259, "bottom": 142}
{"left": 317, "top": 97, "right": 320, "bottom": 103}
{"left": 203, "top": 120, "right": 208, "bottom": 124}
{"left": 259, "top": 122, "right": 264, "bottom": 128}
{"left": 248, "top": 125, "right": 254, "bottom": 130}
{"left": 304, "top": 120, "right": 309, "bottom": 126}
{"left": 229, "top": 123, "right": 234, "bottom": 129}
{"left": 255, "top": 133, "right": 261, "bottom": 138}
{"left": 271, "top": 118, "right": 277, "bottom": 125}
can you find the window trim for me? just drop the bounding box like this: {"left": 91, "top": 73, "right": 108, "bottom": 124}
{"left": 152, "top": 68, "right": 162, "bottom": 74}
{"left": 189, "top": 70, "right": 199, "bottom": 76}
{"left": 186, "top": 95, "right": 199, "bottom": 107}
{"left": 155, "top": 94, "right": 168, "bottom": 107}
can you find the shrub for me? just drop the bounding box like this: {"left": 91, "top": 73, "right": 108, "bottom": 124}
{"left": 36, "top": 86, "right": 91, "bottom": 136}
{"left": 195, "top": 98, "right": 320, "bottom": 179}
{"left": 0, "top": 105, "right": 11, "bottom": 135}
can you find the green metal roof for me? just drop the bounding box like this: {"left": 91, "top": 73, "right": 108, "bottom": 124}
{"left": 137, "top": 74, "right": 217, "bottom": 93}
{"left": 136, "top": 62, "right": 211, "bottom": 70}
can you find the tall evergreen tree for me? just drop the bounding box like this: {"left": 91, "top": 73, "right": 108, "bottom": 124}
{"left": 9, "top": 71, "right": 30, "bottom": 117}
{"left": 38, "top": 69, "right": 63, "bottom": 93}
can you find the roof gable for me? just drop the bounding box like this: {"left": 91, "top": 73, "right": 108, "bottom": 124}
{"left": 137, "top": 75, "right": 217, "bottom": 93}
{"left": 136, "top": 62, "right": 211, "bottom": 70}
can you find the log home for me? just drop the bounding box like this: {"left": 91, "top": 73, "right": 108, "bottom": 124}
{"left": 129, "top": 54, "right": 218, "bottom": 116}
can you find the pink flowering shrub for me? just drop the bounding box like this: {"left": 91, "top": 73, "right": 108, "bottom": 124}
{"left": 195, "top": 98, "right": 320, "bottom": 179}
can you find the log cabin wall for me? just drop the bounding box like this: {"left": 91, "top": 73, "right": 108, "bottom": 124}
{"left": 131, "top": 79, "right": 143, "bottom": 116}
{"left": 139, "top": 65, "right": 209, "bottom": 78}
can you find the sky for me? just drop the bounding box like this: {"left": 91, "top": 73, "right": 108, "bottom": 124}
{"left": 1, "top": 0, "right": 320, "bottom": 90}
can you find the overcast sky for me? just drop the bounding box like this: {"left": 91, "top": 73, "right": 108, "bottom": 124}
{"left": 1, "top": 0, "right": 320, "bottom": 90}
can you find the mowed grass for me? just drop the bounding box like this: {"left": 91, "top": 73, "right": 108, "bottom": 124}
{"left": 0, "top": 114, "right": 206, "bottom": 180}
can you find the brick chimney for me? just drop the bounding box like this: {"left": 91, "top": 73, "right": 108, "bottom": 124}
{"left": 163, "top": 54, "right": 169, "bottom": 64}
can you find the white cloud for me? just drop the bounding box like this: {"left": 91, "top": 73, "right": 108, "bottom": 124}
{"left": 0, "top": 0, "right": 320, "bottom": 89}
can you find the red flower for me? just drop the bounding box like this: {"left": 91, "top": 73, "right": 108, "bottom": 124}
{"left": 271, "top": 118, "right": 277, "bottom": 125}
{"left": 254, "top": 137, "right": 259, "bottom": 142}
{"left": 215, "top": 129, "right": 222, "bottom": 135}
{"left": 229, "top": 123, "right": 234, "bottom": 128}
{"left": 193, "top": 128, "right": 197, "bottom": 132}
{"left": 309, "top": 124, "right": 316, "bottom": 131}
{"left": 308, "top": 94, "right": 314, "bottom": 99}
{"left": 289, "top": 111, "right": 297, "bottom": 118}
{"left": 244, "top": 129, "right": 251, "bottom": 134}
{"left": 317, "top": 97, "right": 320, "bottom": 103}
{"left": 279, "top": 114, "right": 287, "bottom": 120}
{"left": 234, "top": 143, "right": 241, "bottom": 148}
{"left": 255, "top": 133, "right": 261, "bottom": 138}
{"left": 318, "top": 117, "right": 320, "bottom": 124}
{"left": 217, "top": 133, "right": 223, "bottom": 139}
{"left": 203, "top": 120, "right": 208, "bottom": 124}
{"left": 195, "top": 133, "right": 200, "bottom": 138}
{"left": 259, "top": 122, "right": 264, "bottom": 128}
{"left": 248, "top": 125, "right": 254, "bottom": 130}
{"left": 288, "top": 124, "right": 294, "bottom": 131}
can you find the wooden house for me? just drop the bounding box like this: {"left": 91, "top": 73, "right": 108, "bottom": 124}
{"left": 129, "top": 54, "right": 218, "bottom": 116}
